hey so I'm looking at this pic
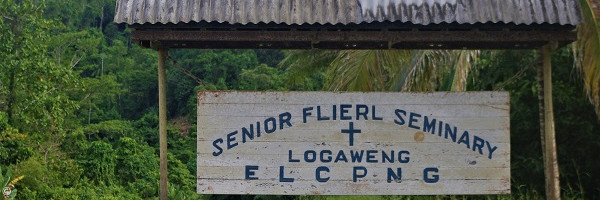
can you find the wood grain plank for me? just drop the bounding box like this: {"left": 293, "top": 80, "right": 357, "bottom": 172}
{"left": 197, "top": 91, "right": 510, "bottom": 195}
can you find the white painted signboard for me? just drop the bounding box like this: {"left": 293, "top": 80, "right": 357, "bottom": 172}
{"left": 197, "top": 91, "right": 510, "bottom": 195}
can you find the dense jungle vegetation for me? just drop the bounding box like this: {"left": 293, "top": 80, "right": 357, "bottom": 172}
{"left": 1, "top": 0, "right": 599, "bottom": 199}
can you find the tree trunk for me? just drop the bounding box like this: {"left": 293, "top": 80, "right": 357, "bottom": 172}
{"left": 7, "top": 64, "right": 16, "bottom": 125}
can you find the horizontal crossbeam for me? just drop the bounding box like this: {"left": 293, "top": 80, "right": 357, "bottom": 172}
{"left": 132, "top": 29, "right": 577, "bottom": 49}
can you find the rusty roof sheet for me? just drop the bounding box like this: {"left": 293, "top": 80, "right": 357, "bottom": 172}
{"left": 114, "top": 0, "right": 582, "bottom": 26}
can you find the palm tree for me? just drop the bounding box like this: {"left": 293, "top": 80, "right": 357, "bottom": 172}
{"left": 280, "top": 49, "right": 478, "bottom": 92}
{"left": 281, "top": 1, "right": 600, "bottom": 118}
{"left": 279, "top": 1, "right": 600, "bottom": 199}
{"left": 574, "top": 0, "right": 600, "bottom": 117}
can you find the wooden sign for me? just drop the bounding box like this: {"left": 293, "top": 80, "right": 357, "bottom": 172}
{"left": 197, "top": 91, "right": 510, "bottom": 195}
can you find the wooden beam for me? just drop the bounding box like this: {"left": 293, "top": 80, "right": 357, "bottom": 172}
{"left": 540, "top": 44, "right": 560, "bottom": 200}
{"left": 131, "top": 30, "right": 577, "bottom": 49}
{"left": 158, "top": 48, "right": 169, "bottom": 200}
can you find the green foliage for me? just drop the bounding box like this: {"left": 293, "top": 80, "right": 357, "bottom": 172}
{"left": 281, "top": 50, "right": 479, "bottom": 92}
{"left": 47, "top": 29, "right": 102, "bottom": 71}
{"left": 1, "top": 0, "right": 174, "bottom": 199}
{"left": 239, "top": 64, "right": 286, "bottom": 91}
{"left": 167, "top": 50, "right": 259, "bottom": 115}
{"left": 469, "top": 50, "right": 546, "bottom": 192}
{"left": 167, "top": 152, "right": 196, "bottom": 192}
{"left": 77, "top": 141, "right": 116, "bottom": 185}
{"left": 11, "top": 156, "right": 80, "bottom": 199}
{"left": 115, "top": 137, "right": 158, "bottom": 197}
{"left": 0, "top": 0, "right": 79, "bottom": 134}
{"left": 1, "top": 166, "right": 18, "bottom": 200}
{"left": 114, "top": 45, "right": 158, "bottom": 119}
{"left": 168, "top": 183, "right": 206, "bottom": 200}
{"left": 75, "top": 75, "right": 126, "bottom": 124}
{"left": 83, "top": 120, "right": 134, "bottom": 141}
{"left": 0, "top": 114, "right": 33, "bottom": 165}
{"left": 279, "top": 50, "right": 337, "bottom": 89}
{"left": 255, "top": 50, "right": 286, "bottom": 68}
{"left": 469, "top": 49, "right": 599, "bottom": 199}
{"left": 0, "top": 0, "right": 598, "bottom": 199}
{"left": 133, "top": 111, "right": 160, "bottom": 146}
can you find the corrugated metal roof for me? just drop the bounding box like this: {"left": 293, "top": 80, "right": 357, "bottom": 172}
{"left": 114, "top": 0, "right": 581, "bottom": 26}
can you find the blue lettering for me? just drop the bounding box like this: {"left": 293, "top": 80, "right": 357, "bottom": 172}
{"left": 366, "top": 150, "right": 377, "bottom": 163}
{"left": 279, "top": 166, "right": 294, "bottom": 182}
{"left": 212, "top": 138, "right": 224, "bottom": 156}
{"left": 486, "top": 141, "right": 498, "bottom": 159}
{"left": 332, "top": 105, "right": 337, "bottom": 120}
{"left": 356, "top": 104, "right": 369, "bottom": 120}
{"left": 334, "top": 150, "right": 348, "bottom": 163}
{"left": 245, "top": 165, "right": 258, "bottom": 180}
{"left": 279, "top": 112, "right": 292, "bottom": 129}
{"left": 472, "top": 136, "right": 485, "bottom": 155}
{"left": 256, "top": 121, "right": 261, "bottom": 136}
{"left": 408, "top": 112, "right": 421, "bottom": 130}
{"left": 242, "top": 125, "right": 254, "bottom": 143}
{"left": 302, "top": 107, "right": 313, "bottom": 123}
{"left": 304, "top": 150, "right": 317, "bottom": 163}
{"left": 340, "top": 104, "right": 352, "bottom": 120}
{"left": 394, "top": 109, "right": 407, "bottom": 125}
{"left": 458, "top": 131, "right": 470, "bottom": 149}
{"left": 288, "top": 150, "right": 300, "bottom": 162}
{"left": 317, "top": 106, "right": 330, "bottom": 121}
{"left": 445, "top": 124, "right": 457, "bottom": 142}
{"left": 264, "top": 117, "right": 276, "bottom": 134}
{"left": 353, "top": 166, "right": 368, "bottom": 182}
{"left": 320, "top": 150, "right": 333, "bottom": 162}
{"left": 438, "top": 121, "right": 443, "bottom": 137}
{"left": 316, "top": 166, "right": 330, "bottom": 182}
{"left": 372, "top": 105, "right": 383, "bottom": 120}
{"left": 350, "top": 150, "right": 364, "bottom": 162}
{"left": 387, "top": 168, "right": 402, "bottom": 183}
{"left": 227, "top": 131, "right": 238, "bottom": 150}
{"left": 424, "top": 168, "right": 439, "bottom": 183}
{"left": 399, "top": 151, "right": 410, "bottom": 163}
{"left": 382, "top": 150, "right": 394, "bottom": 163}
{"left": 423, "top": 116, "right": 436, "bottom": 134}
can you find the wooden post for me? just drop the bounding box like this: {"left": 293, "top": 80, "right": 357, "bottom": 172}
{"left": 540, "top": 45, "right": 560, "bottom": 200}
{"left": 536, "top": 48, "right": 546, "bottom": 178}
{"left": 158, "top": 48, "right": 169, "bottom": 200}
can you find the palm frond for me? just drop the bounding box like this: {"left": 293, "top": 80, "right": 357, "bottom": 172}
{"left": 2, "top": 166, "right": 11, "bottom": 188}
{"left": 574, "top": 0, "right": 600, "bottom": 118}
{"left": 392, "top": 50, "right": 476, "bottom": 92}
{"left": 325, "top": 50, "right": 410, "bottom": 91}
{"left": 281, "top": 49, "right": 478, "bottom": 93}
{"left": 278, "top": 50, "right": 338, "bottom": 87}
{"left": 0, "top": 166, "right": 3, "bottom": 187}
{"left": 403, "top": 50, "right": 452, "bottom": 91}
{"left": 451, "top": 50, "right": 480, "bottom": 91}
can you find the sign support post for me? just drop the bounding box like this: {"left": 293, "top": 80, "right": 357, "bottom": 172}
{"left": 541, "top": 44, "right": 560, "bottom": 200}
{"left": 158, "top": 48, "right": 169, "bottom": 200}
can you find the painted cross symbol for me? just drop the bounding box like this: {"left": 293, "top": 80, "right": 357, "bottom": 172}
{"left": 341, "top": 122, "right": 361, "bottom": 146}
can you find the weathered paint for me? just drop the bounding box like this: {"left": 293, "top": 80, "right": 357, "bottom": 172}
{"left": 197, "top": 91, "right": 510, "bottom": 195}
